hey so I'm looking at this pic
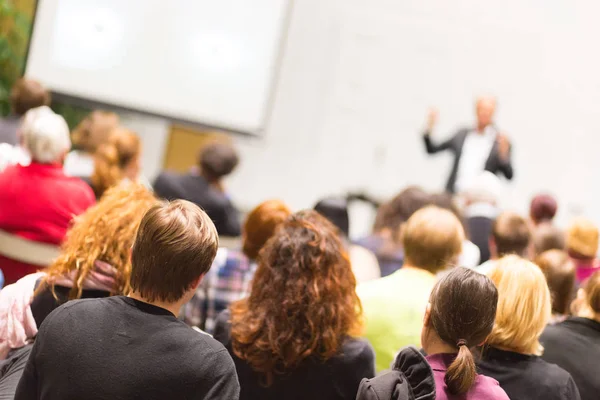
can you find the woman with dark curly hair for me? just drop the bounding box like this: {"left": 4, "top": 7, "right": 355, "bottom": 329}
{"left": 214, "top": 210, "right": 374, "bottom": 400}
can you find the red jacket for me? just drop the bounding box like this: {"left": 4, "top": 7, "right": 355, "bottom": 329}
{"left": 0, "top": 162, "right": 95, "bottom": 285}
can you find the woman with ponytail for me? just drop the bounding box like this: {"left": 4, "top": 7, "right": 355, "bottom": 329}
{"left": 90, "top": 127, "right": 141, "bottom": 199}
{"left": 421, "top": 267, "right": 509, "bottom": 399}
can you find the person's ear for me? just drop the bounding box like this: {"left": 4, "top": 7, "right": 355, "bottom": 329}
{"left": 189, "top": 274, "right": 204, "bottom": 291}
{"left": 423, "top": 303, "right": 432, "bottom": 327}
{"left": 489, "top": 237, "right": 497, "bottom": 258}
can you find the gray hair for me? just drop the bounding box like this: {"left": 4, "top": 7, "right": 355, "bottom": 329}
{"left": 20, "top": 106, "right": 71, "bottom": 163}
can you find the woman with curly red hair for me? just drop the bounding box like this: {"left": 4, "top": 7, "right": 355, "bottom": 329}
{"left": 214, "top": 210, "right": 374, "bottom": 400}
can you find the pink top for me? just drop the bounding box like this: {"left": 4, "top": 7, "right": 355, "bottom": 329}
{"left": 426, "top": 353, "right": 509, "bottom": 400}
{"left": 573, "top": 259, "right": 600, "bottom": 284}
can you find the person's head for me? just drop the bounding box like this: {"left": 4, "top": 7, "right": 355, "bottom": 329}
{"left": 475, "top": 95, "right": 497, "bottom": 129}
{"left": 71, "top": 110, "right": 120, "bottom": 154}
{"left": 20, "top": 106, "right": 70, "bottom": 164}
{"left": 422, "top": 267, "right": 498, "bottom": 395}
{"left": 572, "top": 271, "right": 600, "bottom": 320}
{"left": 314, "top": 197, "right": 349, "bottom": 237}
{"left": 198, "top": 141, "right": 239, "bottom": 183}
{"left": 131, "top": 200, "right": 219, "bottom": 304}
{"left": 373, "top": 186, "right": 430, "bottom": 239}
{"left": 490, "top": 212, "right": 531, "bottom": 259}
{"left": 10, "top": 78, "right": 50, "bottom": 116}
{"left": 402, "top": 206, "right": 464, "bottom": 273}
{"left": 230, "top": 210, "right": 362, "bottom": 385}
{"left": 487, "top": 255, "right": 552, "bottom": 355}
{"left": 535, "top": 250, "right": 575, "bottom": 316}
{"left": 242, "top": 199, "right": 292, "bottom": 260}
{"left": 566, "top": 217, "right": 599, "bottom": 260}
{"left": 91, "top": 127, "right": 141, "bottom": 198}
{"left": 530, "top": 194, "right": 558, "bottom": 225}
{"left": 533, "top": 222, "right": 565, "bottom": 256}
{"left": 41, "top": 184, "right": 157, "bottom": 299}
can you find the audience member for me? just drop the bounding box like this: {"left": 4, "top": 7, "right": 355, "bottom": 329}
{"left": 314, "top": 197, "right": 380, "bottom": 282}
{"left": 15, "top": 200, "right": 240, "bottom": 399}
{"left": 154, "top": 141, "right": 241, "bottom": 237}
{"left": 422, "top": 267, "right": 509, "bottom": 399}
{"left": 461, "top": 171, "right": 502, "bottom": 263}
{"left": 356, "top": 186, "right": 430, "bottom": 276}
{"left": 530, "top": 194, "right": 558, "bottom": 226}
{"left": 476, "top": 211, "right": 531, "bottom": 274}
{"left": 0, "top": 106, "right": 95, "bottom": 285}
{"left": 214, "top": 210, "right": 373, "bottom": 400}
{"left": 359, "top": 206, "right": 464, "bottom": 371}
{"left": 64, "top": 110, "right": 120, "bottom": 178}
{"left": 90, "top": 127, "right": 141, "bottom": 199}
{"left": 0, "top": 185, "right": 156, "bottom": 396}
{"left": 477, "top": 256, "right": 580, "bottom": 400}
{"left": 0, "top": 79, "right": 50, "bottom": 146}
{"left": 566, "top": 218, "right": 600, "bottom": 284}
{"left": 184, "top": 199, "right": 291, "bottom": 333}
{"left": 541, "top": 271, "right": 600, "bottom": 400}
{"left": 535, "top": 250, "right": 576, "bottom": 324}
{"left": 533, "top": 222, "right": 566, "bottom": 256}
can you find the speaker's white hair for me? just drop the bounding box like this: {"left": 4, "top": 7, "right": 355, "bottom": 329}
{"left": 20, "top": 106, "right": 71, "bottom": 163}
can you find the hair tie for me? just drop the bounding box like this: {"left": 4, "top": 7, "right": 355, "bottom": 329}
{"left": 456, "top": 339, "right": 467, "bottom": 348}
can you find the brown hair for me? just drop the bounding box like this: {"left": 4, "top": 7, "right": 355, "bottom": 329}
{"left": 242, "top": 200, "right": 291, "bottom": 260}
{"left": 39, "top": 184, "right": 157, "bottom": 300}
{"left": 71, "top": 111, "right": 120, "bottom": 153}
{"left": 230, "top": 210, "right": 362, "bottom": 386}
{"left": 402, "top": 206, "right": 464, "bottom": 273}
{"left": 583, "top": 271, "right": 600, "bottom": 314}
{"left": 492, "top": 212, "right": 531, "bottom": 257}
{"left": 199, "top": 142, "right": 239, "bottom": 181}
{"left": 10, "top": 78, "right": 50, "bottom": 116}
{"left": 533, "top": 223, "right": 565, "bottom": 256}
{"left": 535, "top": 250, "right": 575, "bottom": 315}
{"left": 373, "top": 186, "right": 430, "bottom": 234}
{"left": 91, "top": 127, "right": 141, "bottom": 198}
{"left": 131, "top": 200, "right": 219, "bottom": 303}
{"left": 530, "top": 194, "right": 558, "bottom": 225}
{"left": 429, "top": 267, "right": 498, "bottom": 395}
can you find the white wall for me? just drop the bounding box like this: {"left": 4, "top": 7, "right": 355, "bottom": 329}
{"left": 123, "top": 0, "right": 600, "bottom": 237}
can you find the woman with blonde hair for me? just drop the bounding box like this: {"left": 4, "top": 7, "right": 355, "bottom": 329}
{"left": 0, "top": 184, "right": 157, "bottom": 358}
{"left": 90, "top": 127, "right": 141, "bottom": 199}
{"left": 478, "top": 255, "right": 580, "bottom": 400}
{"left": 214, "top": 210, "right": 374, "bottom": 399}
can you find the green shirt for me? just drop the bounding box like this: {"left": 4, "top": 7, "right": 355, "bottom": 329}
{"left": 357, "top": 267, "right": 436, "bottom": 371}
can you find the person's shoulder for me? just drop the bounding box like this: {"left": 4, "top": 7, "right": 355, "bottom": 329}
{"left": 533, "top": 356, "right": 574, "bottom": 384}
{"left": 475, "top": 374, "right": 511, "bottom": 399}
{"left": 339, "top": 337, "right": 375, "bottom": 363}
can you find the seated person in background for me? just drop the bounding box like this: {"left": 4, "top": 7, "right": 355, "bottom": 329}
{"left": 476, "top": 211, "right": 531, "bottom": 275}
{"left": 356, "top": 186, "right": 430, "bottom": 277}
{"left": 314, "top": 197, "right": 380, "bottom": 282}
{"left": 358, "top": 206, "right": 464, "bottom": 372}
{"left": 431, "top": 192, "right": 481, "bottom": 268}
{"left": 64, "top": 111, "right": 119, "bottom": 178}
{"left": 541, "top": 271, "right": 600, "bottom": 400}
{"left": 461, "top": 171, "right": 502, "bottom": 264}
{"left": 15, "top": 200, "right": 240, "bottom": 400}
{"left": 0, "top": 107, "right": 95, "bottom": 285}
{"left": 477, "top": 256, "right": 580, "bottom": 400}
{"left": 565, "top": 218, "right": 600, "bottom": 285}
{"left": 214, "top": 210, "right": 374, "bottom": 400}
{"left": 89, "top": 127, "right": 141, "bottom": 199}
{"left": 530, "top": 193, "right": 558, "bottom": 227}
{"left": 0, "top": 79, "right": 50, "bottom": 146}
{"left": 184, "top": 199, "right": 291, "bottom": 333}
{"left": 154, "top": 142, "right": 241, "bottom": 237}
{"left": 422, "top": 267, "right": 509, "bottom": 400}
{"left": 533, "top": 222, "right": 566, "bottom": 256}
{"left": 535, "top": 250, "right": 576, "bottom": 324}
{"left": 0, "top": 185, "right": 156, "bottom": 396}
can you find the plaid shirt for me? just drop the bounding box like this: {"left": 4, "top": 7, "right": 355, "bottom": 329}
{"left": 183, "top": 248, "right": 256, "bottom": 334}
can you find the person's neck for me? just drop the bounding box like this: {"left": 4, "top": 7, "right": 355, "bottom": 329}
{"left": 425, "top": 339, "right": 457, "bottom": 356}
{"left": 476, "top": 123, "right": 488, "bottom": 133}
{"left": 402, "top": 263, "right": 435, "bottom": 276}
{"left": 576, "top": 305, "right": 600, "bottom": 323}
{"left": 128, "top": 291, "right": 183, "bottom": 316}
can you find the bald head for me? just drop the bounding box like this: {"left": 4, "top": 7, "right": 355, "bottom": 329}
{"left": 475, "top": 96, "right": 497, "bottom": 130}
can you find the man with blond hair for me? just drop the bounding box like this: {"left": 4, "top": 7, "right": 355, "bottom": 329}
{"left": 358, "top": 206, "right": 465, "bottom": 371}
{"left": 16, "top": 201, "right": 240, "bottom": 399}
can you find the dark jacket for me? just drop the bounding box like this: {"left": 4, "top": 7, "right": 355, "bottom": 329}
{"left": 541, "top": 317, "right": 600, "bottom": 400}
{"left": 477, "top": 346, "right": 580, "bottom": 400}
{"left": 356, "top": 346, "right": 436, "bottom": 400}
{"left": 423, "top": 128, "right": 513, "bottom": 193}
{"left": 153, "top": 171, "right": 241, "bottom": 237}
